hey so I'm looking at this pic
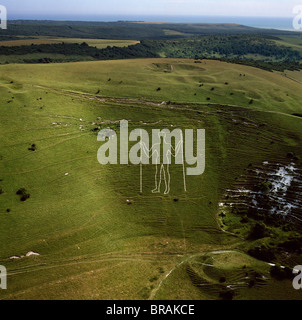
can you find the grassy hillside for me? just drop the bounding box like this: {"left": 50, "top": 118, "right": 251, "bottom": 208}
{"left": 0, "top": 58, "right": 302, "bottom": 299}
{"left": 2, "top": 58, "right": 302, "bottom": 112}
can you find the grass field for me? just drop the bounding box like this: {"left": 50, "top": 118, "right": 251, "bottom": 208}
{"left": 0, "top": 58, "right": 301, "bottom": 299}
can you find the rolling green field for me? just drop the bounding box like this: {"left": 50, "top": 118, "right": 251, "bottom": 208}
{"left": 0, "top": 58, "right": 302, "bottom": 299}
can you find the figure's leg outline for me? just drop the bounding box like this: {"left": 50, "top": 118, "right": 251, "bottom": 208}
{"left": 164, "top": 164, "right": 171, "bottom": 195}
{"left": 152, "top": 164, "right": 160, "bottom": 193}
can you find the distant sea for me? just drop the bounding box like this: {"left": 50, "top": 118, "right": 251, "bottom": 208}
{"left": 8, "top": 15, "right": 296, "bottom": 31}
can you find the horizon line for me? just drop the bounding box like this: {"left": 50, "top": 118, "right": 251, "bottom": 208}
{"left": 7, "top": 14, "right": 294, "bottom": 18}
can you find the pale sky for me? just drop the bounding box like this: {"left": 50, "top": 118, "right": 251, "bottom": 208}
{"left": 1, "top": 0, "right": 301, "bottom": 18}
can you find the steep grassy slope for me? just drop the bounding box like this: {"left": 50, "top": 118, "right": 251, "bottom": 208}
{"left": 0, "top": 59, "right": 301, "bottom": 299}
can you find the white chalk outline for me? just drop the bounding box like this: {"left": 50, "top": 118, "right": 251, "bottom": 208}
{"left": 139, "top": 130, "right": 187, "bottom": 194}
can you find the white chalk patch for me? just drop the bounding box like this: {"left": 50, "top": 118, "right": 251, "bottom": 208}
{"left": 26, "top": 251, "right": 40, "bottom": 257}
{"left": 9, "top": 251, "right": 40, "bottom": 260}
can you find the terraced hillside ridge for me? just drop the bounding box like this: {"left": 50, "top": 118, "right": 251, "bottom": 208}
{"left": 0, "top": 58, "right": 302, "bottom": 300}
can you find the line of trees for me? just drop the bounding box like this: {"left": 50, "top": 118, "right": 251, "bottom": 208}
{"left": 1, "top": 34, "right": 301, "bottom": 72}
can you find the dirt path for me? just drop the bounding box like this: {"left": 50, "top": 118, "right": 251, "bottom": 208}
{"left": 149, "top": 250, "right": 238, "bottom": 299}
{"left": 282, "top": 74, "right": 302, "bottom": 85}
{"left": 34, "top": 85, "right": 302, "bottom": 122}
